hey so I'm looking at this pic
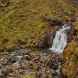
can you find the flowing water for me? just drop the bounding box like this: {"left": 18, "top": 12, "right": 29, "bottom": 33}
{"left": 0, "top": 24, "right": 71, "bottom": 78}
{"left": 49, "top": 24, "right": 71, "bottom": 78}
{"left": 49, "top": 24, "right": 71, "bottom": 53}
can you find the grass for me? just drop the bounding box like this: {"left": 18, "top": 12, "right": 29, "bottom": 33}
{"left": 0, "top": 0, "right": 78, "bottom": 49}
{"left": 0, "top": 0, "right": 78, "bottom": 77}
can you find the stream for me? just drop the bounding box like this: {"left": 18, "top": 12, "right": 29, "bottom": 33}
{"left": 49, "top": 24, "right": 71, "bottom": 53}
{"left": 0, "top": 24, "right": 71, "bottom": 78}
{"left": 0, "top": 48, "right": 64, "bottom": 78}
{"left": 48, "top": 23, "right": 71, "bottom": 78}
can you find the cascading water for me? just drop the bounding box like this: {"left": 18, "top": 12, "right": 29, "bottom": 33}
{"left": 49, "top": 24, "right": 71, "bottom": 53}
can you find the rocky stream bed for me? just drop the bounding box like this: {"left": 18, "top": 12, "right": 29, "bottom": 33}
{"left": 0, "top": 47, "right": 64, "bottom": 78}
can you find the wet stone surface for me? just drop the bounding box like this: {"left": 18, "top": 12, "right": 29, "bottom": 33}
{"left": 0, "top": 48, "right": 63, "bottom": 78}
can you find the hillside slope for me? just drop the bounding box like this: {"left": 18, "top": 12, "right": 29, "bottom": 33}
{"left": 0, "top": 0, "right": 78, "bottom": 49}
{"left": 0, "top": 0, "right": 78, "bottom": 78}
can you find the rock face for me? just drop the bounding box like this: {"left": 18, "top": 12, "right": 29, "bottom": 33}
{"left": 37, "top": 32, "right": 55, "bottom": 49}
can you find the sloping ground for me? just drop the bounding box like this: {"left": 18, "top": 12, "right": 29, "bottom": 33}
{"left": 0, "top": 0, "right": 78, "bottom": 78}
{"left": 0, "top": 0, "right": 78, "bottom": 49}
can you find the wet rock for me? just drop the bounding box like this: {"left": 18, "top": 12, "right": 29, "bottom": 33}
{"left": 8, "top": 56, "right": 18, "bottom": 64}
{"left": 49, "top": 60, "right": 59, "bottom": 70}
{"left": 0, "top": 67, "right": 10, "bottom": 78}
{"left": 0, "top": 47, "right": 63, "bottom": 78}
{"left": 37, "top": 32, "right": 55, "bottom": 49}
{"left": 46, "top": 54, "right": 63, "bottom": 78}
{"left": 7, "top": 54, "right": 23, "bottom": 65}
{"left": 24, "top": 54, "right": 31, "bottom": 61}
{"left": 43, "top": 16, "right": 63, "bottom": 27}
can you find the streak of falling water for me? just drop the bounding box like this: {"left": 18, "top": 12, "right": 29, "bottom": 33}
{"left": 49, "top": 24, "right": 71, "bottom": 78}
{"left": 49, "top": 24, "right": 71, "bottom": 53}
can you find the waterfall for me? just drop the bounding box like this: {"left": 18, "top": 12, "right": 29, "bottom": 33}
{"left": 49, "top": 24, "right": 71, "bottom": 53}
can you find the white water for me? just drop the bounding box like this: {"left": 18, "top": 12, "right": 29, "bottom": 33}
{"left": 49, "top": 24, "right": 71, "bottom": 53}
